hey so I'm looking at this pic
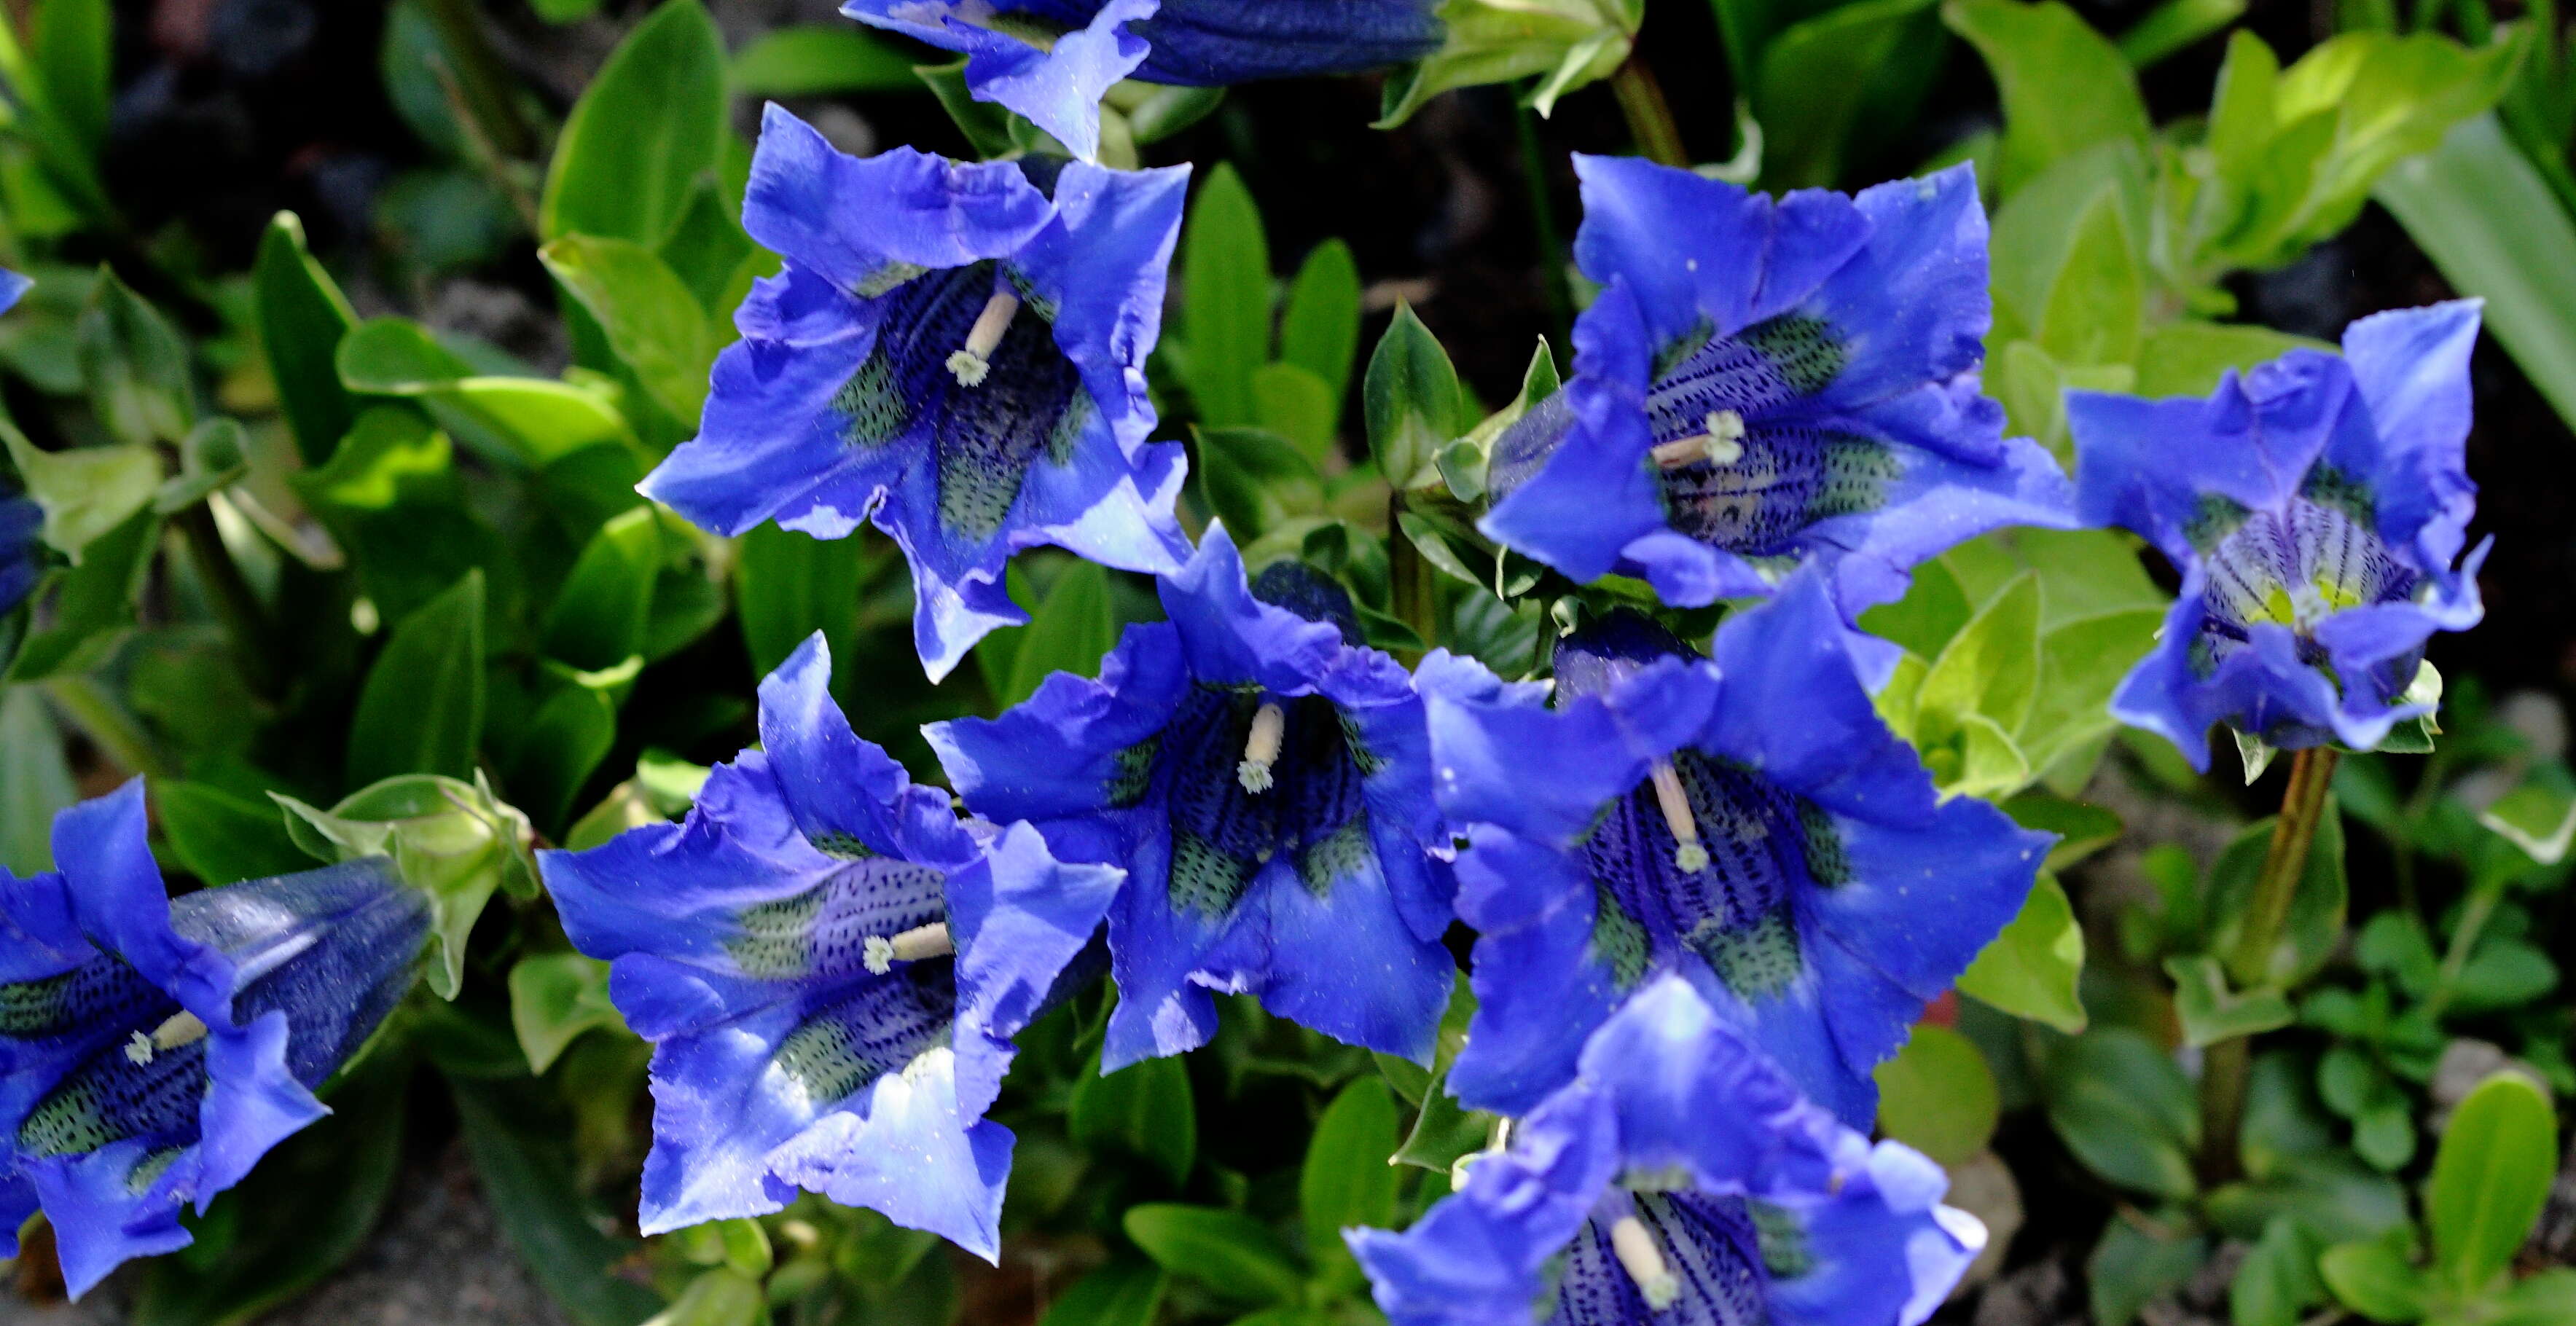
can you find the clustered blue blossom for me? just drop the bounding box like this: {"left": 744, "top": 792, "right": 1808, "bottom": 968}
{"left": 0, "top": 782, "right": 431, "bottom": 1295}
{"left": 2067, "top": 302, "right": 2489, "bottom": 768}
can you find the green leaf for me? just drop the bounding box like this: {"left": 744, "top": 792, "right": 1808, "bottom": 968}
{"left": 1363, "top": 303, "right": 1463, "bottom": 490}
{"left": 915, "top": 60, "right": 1019, "bottom": 160}
{"left": 2116, "top": 0, "right": 2247, "bottom": 68}
{"left": 153, "top": 417, "right": 248, "bottom": 515}
{"left": 2088, "top": 1220, "right": 2212, "bottom": 1326}
{"left": 336, "top": 315, "right": 478, "bottom": 390}
{"left": 2491, "top": 1268, "right": 2576, "bottom": 1326}
{"left": 1278, "top": 238, "right": 1363, "bottom": 409}
{"left": 539, "top": 0, "right": 726, "bottom": 246}
{"left": 1183, "top": 162, "right": 1272, "bottom": 430}
{"left": 2003, "top": 792, "right": 2124, "bottom": 871}
{"left": 1942, "top": 0, "right": 2151, "bottom": 195}
{"left": 2166, "top": 952, "right": 2297, "bottom": 1048}
{"left": 275, "top": 771, "right": 536, "bottom": 1000}
{"left": 2133, "top": 321, "right": 2325, "bottom": 398}
{"left": 2319, "top": 1233, "right": 2431, "bottom": 1324}
{"left": 506, "top": 662, "right": 631, "bottom": 833}
{"left": 2377, "top": 114, "right": 2576, "bottom": 435}
{"left": 533, "top": 0, "right": 604, "bottom": 19}
{"left": 1753, "top": 0, "right": 1945, "bottom": 191}
{"left": 5, "top": 505, "right": 157, "bottom": 681}
{"left": 1070, "top": 1052, "right": 1197, "bottom": 1185}
{"left": 254, "top": 211, "right": 360, "bottom": 466}
{"left": 1121, "top": 85, "right": 1226, "bottom": 144}
{"left": 2204, "top": 1150, "right": 2411, "bottom": 1244}
{"left": 1918, "top": 571, "right": 2041, "bottom": 737}
{"left": 2206, "top": 801, "right": 2348, "bottom": 989}
{"left": 2044, "top": 1027, "right": 2198, "bottom": 1198}
{"left": 509, "top": 952, "right": 625, "bottom": 1075}
{"left": 1121, "top": 1205, "right": 1304, "bottom": 1306}
{"left": 129, "top": 1054, "right": 410, "bottom": 1326}
{"left": 1251, "top": 361, "right": 1339, "bottom": 465}
{"left": 729, "top": 25, "right": 924, "bottom": 97}
{"left": 76, "top": 267, "right": 195, "bottom": 445}
{"left": 1873, "top": 1024, "right": 2001, "bottom": 1166}
{"left": 450, "top": 1075, "right": 665, "bottom": 1326}
{"left": 639, "top": 1269, "right": 763, "bottom": 1326}
{"left": 977, "top": 559, "right": 1118, "bottom": 711}
{"left": 31, "top": 0, "right": 111, "bottom": 162}
{"left": 657, "top": 179, "right": 760, "bottom": 318}
{"left": 347, "top": 569, "right": 487, "bottom": 787}
{"left": 735, "top": 522, "right": 868, "bottom": 690}
{"left": 1957, "top": 872, "right": 2088, "bottom": 1032}
{"left": 1196, "top": 425, "right": 1328, "bottom": 543}
{"left": 1038, "top": 1258, "right": 1169, "bottom": 1326}
{"left": 1301, "top": 1078, "right": 1401, "bottom": 1287}
{"left": 289, "top": 407, "right": 505, "bottom": 624}
{"left": 2037, "top": 187, "right": 2145, "bottom": 366}
{"left": 543, "top": 505, "right": 665, "bottom": 671}
{"left": 152, "top": 779, "right": 311, "bottom": 885}
{"left": 0, "top": 428, "right": 159, "bottom": 562}
{"left": 540, "top": 235, "right": 719, "bottom": 424}
{"left": 2428, "top": 1072, "right": 2558, "bottom": 1296}
{"left": 0, "top": 686, "right": 77, "bottom": 874}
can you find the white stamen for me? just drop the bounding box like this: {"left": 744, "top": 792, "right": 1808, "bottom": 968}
{"left": 1238, "top": 702, "right": 1287, "bottom": 793}
{"left": 125, "top": 1032, "right": 154, "bottom": 1066}
{"left": 1649, "top": 409, "right": 1747, "bottom": 469}
{"left": 1609, "top": 1215, "right": 1681, "bottom": 1310}
{"left": 1650, "top": 760, "right": 1709, "bottom": 873}
{"left": 944, "top": 290, "right": 1022, "bottom": 387}
{"left": 864, "top": 923, "right": 955, "bottom": 975}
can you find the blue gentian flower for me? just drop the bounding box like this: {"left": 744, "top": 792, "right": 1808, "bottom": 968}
{"left": 0, "top": 781, "right": 430, "bottom": 1297}
{"left": 2067, "top": 302, "right": 2489, "bottom": 769}
{"left": 1, "top": 269, "right": 36, "bottom": 619}
{"left": 1419, "top": 573, "right": 2048, "bottom": 1123}
{"left": 642, "top": 106, "right": 1194, "bottom": 681}
{"left": 927, "top": 524, "right": 1455, "bottom": 1071}
{"left": 539, "top": 635, "right": 1121, "bottom": 1257}
{"left": 1481, "top": 156, "right": 2072, "bottom": 616}
{"left": 840, "top": 1, "right": 1446, "bottom": 161}
{"left": 1348, "top": 976, "right": 1983, "bottom": 1326}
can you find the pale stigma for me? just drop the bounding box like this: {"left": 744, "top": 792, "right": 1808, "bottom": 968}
{"left": 1650, "top": 759, "right": 1710, "bottom": 873}
{"left": 944, "top": 290, "right": 1023, "bottom": 387}
{"left": 863, "top": 922, "right": 954, "bottom": 975}
{"left": 125, "top": 1010, "right": 210, "bottom": 1064}
{"left": 1651, "top": 409, "right": 1747, "bottom": 469}
{"left": 1609, "top": 1215, "right": 1681, "bottom": 1310}
{"left": 1238, "top": 702, "right": 1287, "bottom": 793}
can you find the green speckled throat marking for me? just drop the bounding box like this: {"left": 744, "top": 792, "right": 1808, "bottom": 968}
{"left": 1696, "top": 909, "right": 1802, "bottom": 1001}
{"left": 2185, "top": 493, "right": 2252, "bottom": 557}
{"left": 1737, "top": 314, "right": 1847, "bottom": 396}
{"left": 770, "top": 968, "right": 955, "bottom": 1109}
{"left": 2301, "top": 463, "right": 2376, "bottom": 525}
{"left": 17, "top": 1034, "right": 207, "bottom": 1158}
{"left": 0, "top": 957, "right": 157, "bottom": 1040}
{"left": 1296, "top": 815, "right": 1375, "bottom": 898}
{"left": 1747, "top": 1199, "right": 1813, "bottom": 1279}
{"left": 727, "top": 890, "right": 826, "bottom": 978}
{"left": 808, "top": 831, "right": 877, "bottom": 861}
{"left": 1143, "top": 687, "right": 1379, "bottom": 924}
{"left": 1591, "top": 884, "right": 1653, "bottom": 989}
{"left": 1796, "top": 802, "right": 1852, "bottom": 887}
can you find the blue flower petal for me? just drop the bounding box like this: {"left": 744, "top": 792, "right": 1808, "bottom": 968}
{"left": 1569, "top": 155, "right": 1871, "bottom": 356}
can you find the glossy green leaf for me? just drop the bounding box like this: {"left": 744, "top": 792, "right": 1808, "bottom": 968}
{"left": 657, "top": 179, "right": 759, "bottom": 318}
{"left": 4, "top": 505, "right": 157, "bottom": 681}
{"left": 1183, "top": 163, "right": 1272, "bottom": 429}
{"left": 1943, "top": 0, "right": 2150, "bottom": 195}
{"left": 1957, "top": 872, "right": 2087, "bottom": 1031}
{"left": 729, "top": 24, "right": 923, "bottom": 96}
{"left": 1279, "top": 238, "right": 1363, "bottom": 410}
{"left": 2003, "top": 792, "right": 2124, "bottom": 871}
{"left": 153, "top": 417, "right": 248, "bottom": 515}
{"left": 1121, "top": 85, "right": 1226, "bottom": 144}
{"left": 76, "top": 267, "right": 194, "bottom": 445}
{"left": 1121, "top": 1205, "right": 1304, "bottom": 1306}
{"left": 0, "top": 428, "right": 159, "bottom": 562}
{"left": 450, "top": 1075, "right": 665, "bottom": 1326}
{"left": 2429, "top": 1072, "right": 2558, "bottom": 1295}
{"left": 1363, "top": 303, "right": 1463, "bottom": 489}
{"left": 1037, "top": 1258, "right": 1168, "bottom": 1326}
{"left": 509, "top": 952, "right": 625, "bottom": 1075}
{"left": 2319, "top": 1233, "right": 2431, "bottom": 1324}
{"left": 539, "top": 0, "right": 726, "bottom": 246}
{"left": 1918, "top": 571, "right": 2041, "bottom": 737}
{"left": 2133, "top": 321, "right": 2324, "bottom": 397}
{"left": 347, "top": 569, "right": 486, "bottom": 787}
{"left": 2166, "top": 952, "right": 2296, "bottom": 1048}
{"left": 915, "top": 60, "right": 1019, "bottom": 160}
{"left": 1197, "top": 425, "right": 1328, "bottom": 543}
{"left": 1070, "top": 1052, "right": 1197, "bottom": 1185}
{"left": 1251, "top": 361, "right": 1339, "bottom": 465}
{"left": 152, "top": 779, "right": 312, "bottom": 886}
{"left": 1754, "top": 0, "right": 1944, "bottom": 191}
{"left": 2229, "top": 1216, "right": 2327, "bottom": 1326}
{"left": 2378, "top": 114, "right": 2576, "bottom": 434}
{"left": 735, "top": 522, "right": 869, "bottom": 691}
{"left": 2037, "top": 187, "right": 2145, "bottom": 366}
{"left": 979, "top": 559, "right": 1118, "bottom": 711}
{"left": 31, "top": 0, "right": 110, "bottom": 162}
{"left": 289, "top": 407, "right": 506, "bottom": 624}
{"left": 543, "top": 505, "right": 664, "bottom": 671}
{"left": 507, "top": 663, "right": 631, "bottom": 833}
{"left": 255, "top": 211, "right": 360, "bottom": 466}
{"left": 1301, "top": 1078, "right": 1401, "bottom": 1287}
{"left": 2088, "top": 1220, "right": 2212, "bottom": 1326}
{"left": 277, "top": 771, "right": 536, "bottom": 999}
{"left": 2115, "top": 0, "right": 2245, "bottom": 68}
{"left": 0, "top": 686, "right": 77, "bottom": 874}
{"left": 2045, "top": 1027, "right": 2198, "bottom": 1198}
{"left": 1873, "top": 1024, "right": 2001, "bottom": 1166}
{"left": 540, "top": 235, "right": 719, "bottom": 424}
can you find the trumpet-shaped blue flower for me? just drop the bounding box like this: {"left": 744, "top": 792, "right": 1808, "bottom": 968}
{"left": 840, "top": 1, "right": 1445, "bottom": 160}
{"left": 2067, "top": 302, "right": 2489, "bottom": 769}
{"left": 0, "top": 782, "right": 430, "bottom": 1297}
{"left": 1, "top": 270, "right": 36, "bottom": 619}
{"left": 643, "top": 106, "right": 1193, "bottom": 681}
{"left": 928, "top": 525, "right": 1455, "bottom": 1071}
{"left": 1481, "top": 156, "right": 2072, "bottom": 616}
{"left": 539, "top": 635, "right": 1120, "bottom": 1258}
{"left": 1420, "top": 574, "right": 2047, "bottom": 1123}
{"left": 1349, "top": 976, "right": 1982, "bottom": 1326}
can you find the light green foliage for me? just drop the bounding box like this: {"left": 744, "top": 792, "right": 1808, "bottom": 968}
{"left": 539, "top": 0, "right": 727, "bottom": 246}
{"left": 2043, "top": 1027, "right": 2200, "bottom": 1199}
{"left": 1872, "top": 1024, "right": 2001, "bottom": 1164}
{"left": 254, "top": 212, "right": 359, "bottom": 466}
{"left": 975, "top": 558, "right": 1119, "bottom": 711}
{"left": 510, "top": 953, "right": 625, "bottom": 1075}
{"left": 729, "top": 25, "right": 923, "bottom": 97}
{"left": 1379, "top": 0, "right": 1640, "bottom": 126}
{"left": 345, "top": 569, "right": 488, "bottom": 787}
{"left": 1300, "top": 1079, "right": 1401, "bottom": 1288}
{"left": 275, "top": 770, "right": 537, "bottom": 1000}
{"left": 1183, "top": 165, "right": 1273, "bottom": 431}
{"left": 1364, "top": 305, "right": 1465, "bottom": 490}
{"left": 540, "top": 235, "right": 722, "bottom": 425}
{"left": 1753, "top": 0, "right": 1946, "bottom": 190}
{"left": 1071, "top": 1054, "right": 1198, "bottom": 1186}
{"left": 1957, "top": 873, "right": 2087, "bottom": 1032}
{"left": 1943, "top": 0, "right": 2152, "bottom": 195}
{"left": 0, "top": 686, "right": 75, "bottom": 874}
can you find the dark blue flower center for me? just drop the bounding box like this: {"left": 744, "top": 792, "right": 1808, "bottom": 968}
{"left": 1119, "top": 688, "right": 1376, "bottom": 921}
{"left": 831, "top": 261, "right": 1090, "bottom": 543}
{"left": 991, "top": 0, "right": 1444, "bottom": 84}
{"left": 2194, "top": 486, "right": 2415, "bottom": 657}
{"left": 1551, "top": 1190, "right": 1806, "bottom": 1326}
{"left": 721, "top": 855, "right": 959, "bottom": 1111}
{"left": 1581, "top": 750, "right": 1847, "bottom": 1004}
{"left": 1643, "top": 316, "right": 1894, "bottom": 559}
{"left": 7, "top": 867, "right": 429, "bottom": 1162}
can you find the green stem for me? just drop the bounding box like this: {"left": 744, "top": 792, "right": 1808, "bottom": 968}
{"left": 2200, "top": 744, "right": 2340, "bottom": 1184}
{"left": 174, "top": 502, "right": 280, "bottom": 699}
{"left": 415, "top": 0, "right": 538, "bottom": 162}
{"left": 1512, "top": 98, "right": 1574, "bottom": 349}
{"left": 1388, "top": 493, "right": 1436, "bottom": 667}
{"left": 38, "top": 676, "right": 171, "bottom": 780}
{"left": 2424, "top": 875, "right": 2507, "bottom": 1021}
{"left": 1608, "top": 57, "right": 1689, "bottom": 169}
